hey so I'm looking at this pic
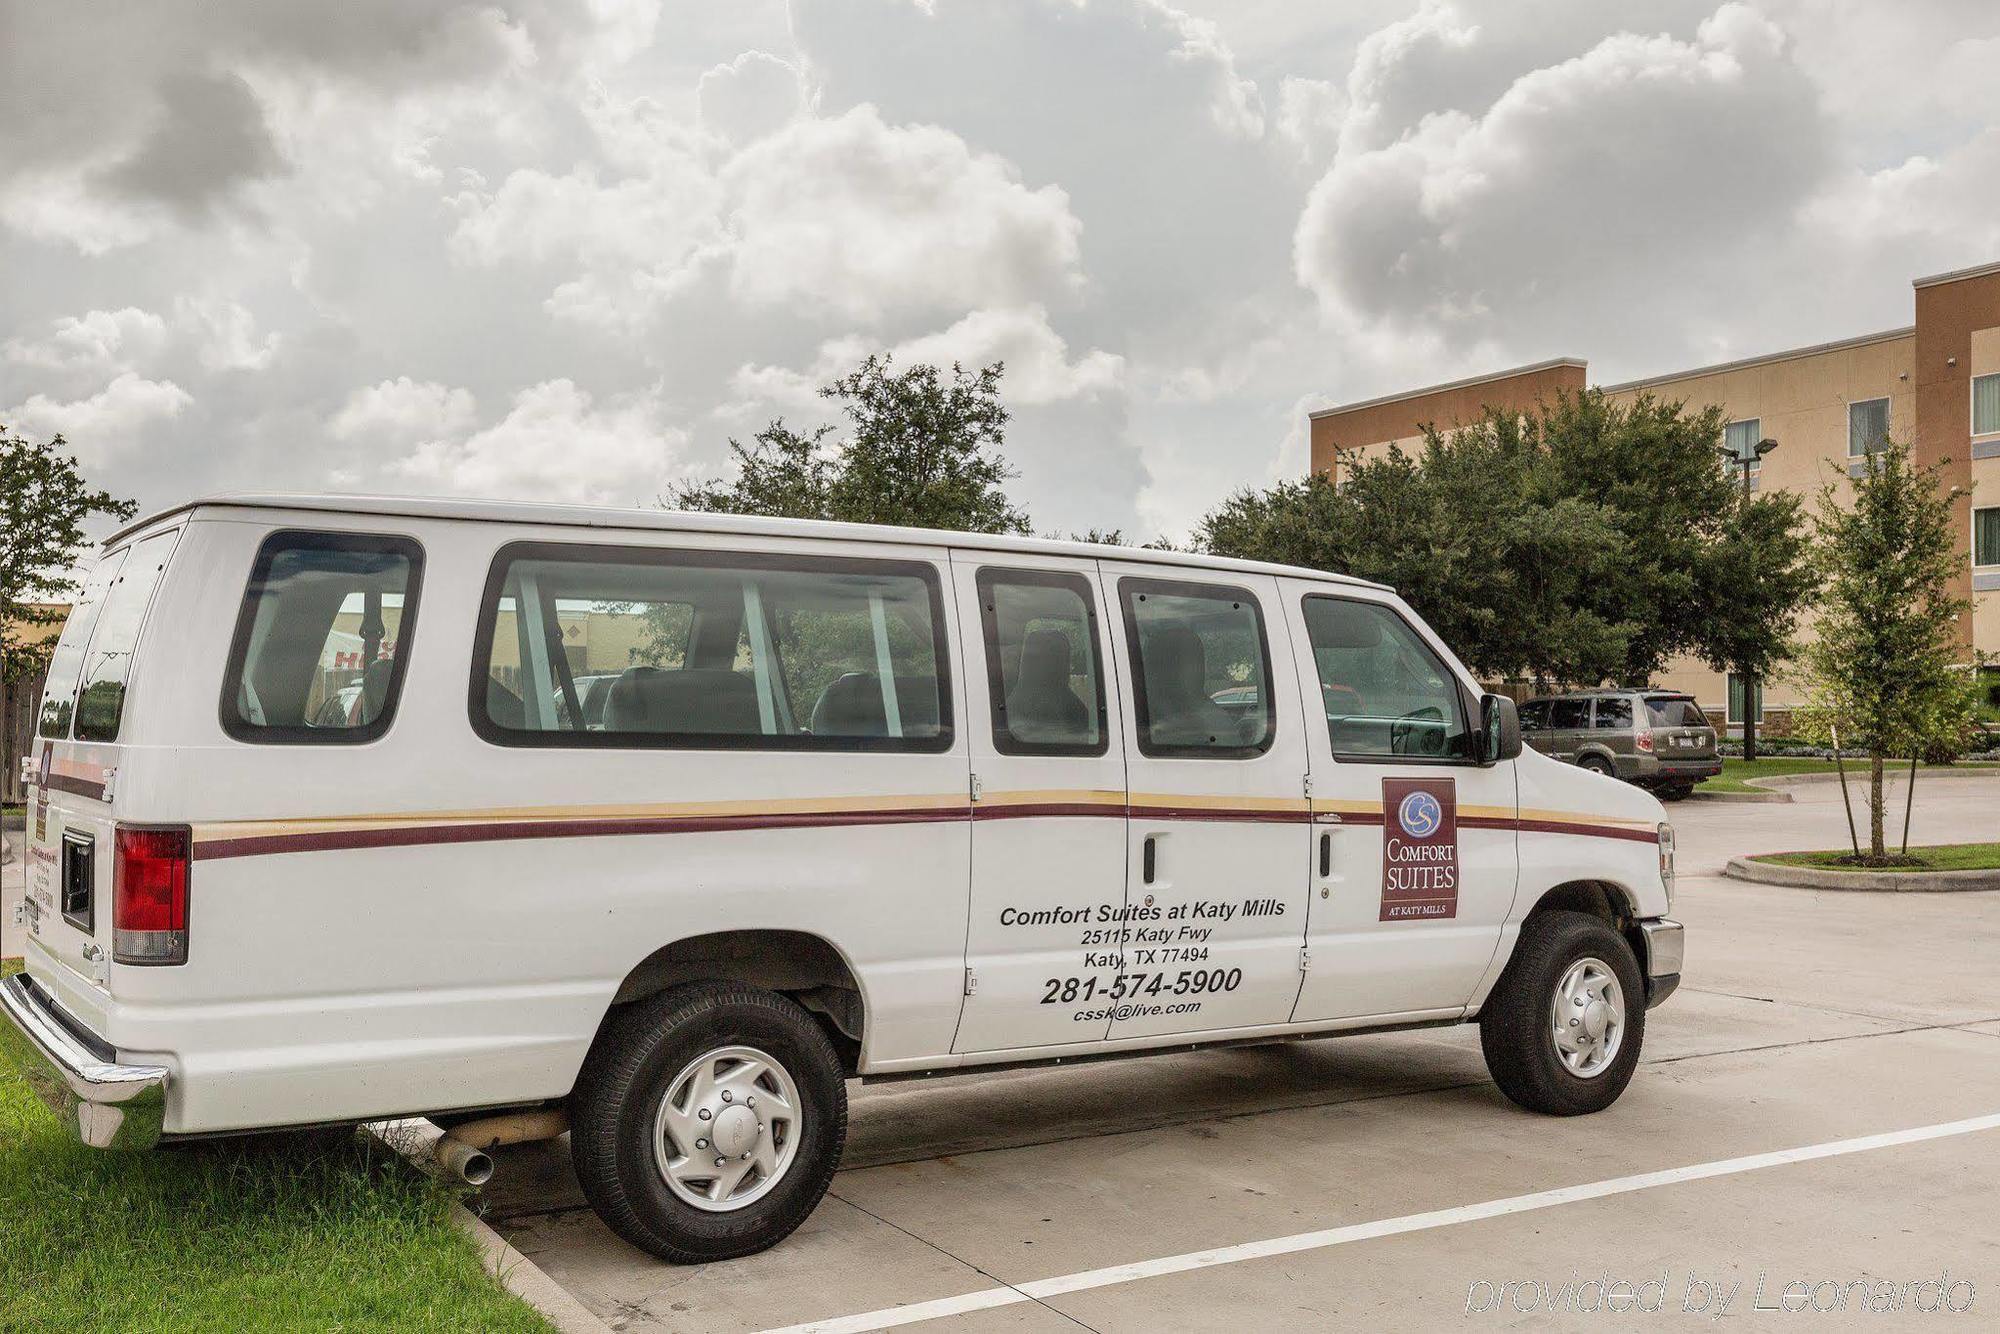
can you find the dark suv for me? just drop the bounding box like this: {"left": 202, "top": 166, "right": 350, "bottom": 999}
{"left": 1519, "top": 689, "right": 1720, "bottom": 800}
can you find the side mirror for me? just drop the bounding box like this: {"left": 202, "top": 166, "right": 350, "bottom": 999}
{"left": 1479, "top": 694, "right": 1522, "bottom": 765}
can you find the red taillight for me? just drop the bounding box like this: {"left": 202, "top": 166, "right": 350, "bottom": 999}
{"left": 114, "top": 825, "right": 191, "bottom": 965}
{"left": 1636, "top": 732, "right": 1655, "bottom": 753}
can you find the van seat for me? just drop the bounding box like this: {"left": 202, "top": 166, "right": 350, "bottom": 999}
{"left": 810, "top": 672, "right": 940, "bottom": 737}
{"left": 605, "top": 666, "right": 764, "bottom": 734}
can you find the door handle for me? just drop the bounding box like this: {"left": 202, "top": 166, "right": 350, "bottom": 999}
{"left": 1143, "top": 835, "right": 1157, "bottom": 885}
{"left": 1318, "top": 831, "right": 1332, "bottom": 878}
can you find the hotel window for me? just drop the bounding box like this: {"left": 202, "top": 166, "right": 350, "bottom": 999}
{"left": 1723, "top": 418, "right": 1762, "bottom": 478}
{"left": 1727, "top": 673, "right": 1763, "bottom": 725}
{"left": 1847, "top": 397, "right": 1890, "bottom": 457}
{"left": 1974, "top": 374, "right": 2000, "bottom": 437}
{"left": 1976, "top": 508, "right": 2000, "bottom": 568}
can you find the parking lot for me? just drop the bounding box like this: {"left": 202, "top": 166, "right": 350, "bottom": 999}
{"left": 465, "top": 774, "right": 2000, "bottom": 1331}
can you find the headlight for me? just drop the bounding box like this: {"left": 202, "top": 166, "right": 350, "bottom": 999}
{"left": 1657, "top": 821, "right": 1675, "bottom": 907}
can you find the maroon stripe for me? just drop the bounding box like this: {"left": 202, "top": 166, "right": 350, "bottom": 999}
{"left": 1511, "top": 818, "right": 1659, "bottom": 844}
{"left": 43, "top": 773, "right": 106, "bottom": 800}
{"left": 193, "top": 801, "right": 1658, "bottom": 861}
{"left": 194, "top": 806, "right": 968, "bottom": 861}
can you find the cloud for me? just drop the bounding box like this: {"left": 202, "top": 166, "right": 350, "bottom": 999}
{"left": 451, "top": 101, "right": 1083, "bottom": 331}
{"left": 175, "top": 296, "right": 283, "bottom": 371}
{"left": 329, "top": 377, "right": 479, "bottom": 442}
{"left": 387, "top": 378, "right": 688, "bottom": 505}
{"left": 1295, "top": 4, "right": 1828, "bottom": 357}
{"left": 4, "top": 308, "right": 168, "bottom": 372}
{"left": 698, "top": 50, "right": 807, "bottom": 144}
{"left": 96, "top": 71, "right": 287, "bottom": 220}
{"left": 4, "top": 373, "right": 194, "bottom": 461}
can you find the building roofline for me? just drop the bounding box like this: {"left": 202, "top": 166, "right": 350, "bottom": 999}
{"left": 1307, "top": 357, "right": 1587, "bottom": 421}
{"left": 101, "top": 492, "right": 1394, "bottom": 591}
{"left": 1913, "top": 258, "right": 2000, "bottom": 289}
{"left": 1596, "top": 325, "right": 1915, "bottom": 394}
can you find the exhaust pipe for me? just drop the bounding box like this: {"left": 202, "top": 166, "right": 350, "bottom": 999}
{"left": 435, "top": 1109, "right": 568, "bottom": 1186}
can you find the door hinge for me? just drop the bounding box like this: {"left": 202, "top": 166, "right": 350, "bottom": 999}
{"left": 1302, "top": 772, "right": 1313, "bottom": 797}
{"left": 1299, "top": 947, "right": 1311, "bottom": 974}
{"left": 99, "top": 766, "right": 117, "bottom": 802}
{"left": 969, "top": 771, "right": 984, "bottom": 803}
{"left": 963, "top": 967, "right": 979, "bottom": 996}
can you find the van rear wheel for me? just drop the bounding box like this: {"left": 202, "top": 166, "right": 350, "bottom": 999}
{"left": 1479, "top": 911, "right": 1644, "bottom": 1116}
{"left": 570, "top": 982, "right": 847, "bottom": 1263}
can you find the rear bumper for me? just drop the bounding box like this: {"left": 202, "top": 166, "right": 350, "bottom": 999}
{"left": 0, "top": 972, "right": 167, "bottom": 1150}
{"left": 1620, "top": 755, "right": 1722, "bottom": 783}
{"left": 1638, "top": 917, "right": 1684, "bottom": 1009}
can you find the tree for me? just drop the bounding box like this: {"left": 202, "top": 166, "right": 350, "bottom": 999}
{"left": 1692, "top": 487, "right": 1818, "bottom": 762}
{"left": 1, "top": 427, "right": 138, "bottom": 794}
{"left": 674, "top": 355, "right": 1031, "bottom": 534}
{"left": 1789, "top": 441, "right": 1974, "bottom": 861}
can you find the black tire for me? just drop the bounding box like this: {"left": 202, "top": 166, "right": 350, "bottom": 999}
{"left": 1576, "top": 754, "right": 1614, "bottom": 778}
{"left": 570, "top": 983, "right": 847, "bottom": 1263}
{"left": 1480, "top": 911, "right": 1644, "bottom": 1116}
{"left": 1658, "top": 784, "right": 1695, "bottom": 802}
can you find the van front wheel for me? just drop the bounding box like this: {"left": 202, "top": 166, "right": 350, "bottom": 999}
{"left": 1479, "top": 911, "right": 1644, "bottom": 1116}
{"left": 571, "top": 982, "right": 847, "bottom": 1263}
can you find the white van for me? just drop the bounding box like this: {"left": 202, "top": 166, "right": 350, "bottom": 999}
{"left": 4, "top": 494, "right": 1682, "bottom": 1263}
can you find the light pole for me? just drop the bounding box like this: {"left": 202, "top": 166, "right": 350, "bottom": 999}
{"left": 1716, "top": 434, "right": 1779, "bottom": 762}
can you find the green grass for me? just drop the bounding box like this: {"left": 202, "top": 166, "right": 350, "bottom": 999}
{"left": 1757, "top": 842, "right": 2000, "bottom": 873}
{"left": 1696, "top": 757, "right": 1998, "bottom": 793}
{"left": 0, "top": 961, "right": 550, "bottom": 1333}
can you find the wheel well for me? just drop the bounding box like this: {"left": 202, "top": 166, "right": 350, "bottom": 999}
{"left": 605, "top": 930, "right": 866, "bottom": 1075}
{"left": 1525, "top": 880, "right": 1647, "bottom": 967}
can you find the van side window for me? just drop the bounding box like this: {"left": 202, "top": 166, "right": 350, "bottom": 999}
{"left": 976, "top": 569, "right": 1107, "bottom": 755}
{"left": 472, "top": 543, "right": 952, "bottom": 752}
{"left": 1301, "top": 596, "right": 1473, "bottom": 761}
{"left": 1593, "top": 696, "right": 1633, "bottom": 729}
{"left": 220, "top": 531, "right": 424, "bottom": 743}
{"left": 36, "top": 549, "right": 128, "bottom": 738}
{"left": 1120, "top": 578, "right": 1273, "bottom": 757}
{"left": 1518, "top": 700, "right": 1549, "bottom": 731}
{"left": 1549, "top": 698, "right": 1591, "bottom": 730}
{"left": 73, "top": 529, "right": 180, "bottom": 741}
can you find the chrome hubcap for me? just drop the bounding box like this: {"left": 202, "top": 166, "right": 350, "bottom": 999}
{"left": 1551, "top": 957, "right": 1624, "bottom": 1078}
{"left": 654, "top": 1045, "right": 801, "bottom": 1211}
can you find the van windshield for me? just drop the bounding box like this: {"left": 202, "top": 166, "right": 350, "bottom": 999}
{"left": 37, "top": 548, "right": 128, "bottom": 738}
{"left": 73, "top": 529, "right": 181, "bottom": 741}
{"left": 1645, "top": 696, "right": 1708, "bottom": 728}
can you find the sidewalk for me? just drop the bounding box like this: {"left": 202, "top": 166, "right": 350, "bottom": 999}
{"left": 2, "top": 851, "right": 23, "bottom": 961}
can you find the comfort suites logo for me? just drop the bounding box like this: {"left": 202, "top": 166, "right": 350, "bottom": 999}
{"left": 1380, "top": 777, "right": 1458, "bottom": 922}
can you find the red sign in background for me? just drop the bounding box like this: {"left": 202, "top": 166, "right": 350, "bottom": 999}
{"left": 1379, "top": 776, "right": 1459, "bottom": 922}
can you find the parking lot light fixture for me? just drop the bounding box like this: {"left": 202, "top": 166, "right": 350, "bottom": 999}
{"left": 1717, "top": 436, "right": 1780, "bottom": 761}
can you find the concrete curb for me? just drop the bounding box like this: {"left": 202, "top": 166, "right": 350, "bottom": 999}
{"left": 1742, "top": 766, "right": 2000, "bottom": 788}
{"left": 367, "top": 1121, "right": 611, "bottom": 1334}
{"left": 1680, "top": 792, "right": 1792, "bottom": 804}
{"left": 1725, "top": 856, "right": 2000, "bottom": 892}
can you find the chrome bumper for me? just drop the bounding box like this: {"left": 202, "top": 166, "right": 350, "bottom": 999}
{"left": 0, "top": 972, "right": 167, "bottom": 1150}
{"left": 1638, "top": 917, "right": 1684, "bottom": 1009}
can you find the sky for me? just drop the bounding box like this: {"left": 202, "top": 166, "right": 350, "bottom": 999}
{"left": 4, "top": 0, "right": 1999, "bottom": 546}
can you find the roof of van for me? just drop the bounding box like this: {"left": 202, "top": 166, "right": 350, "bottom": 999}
{"left": 108, "top": 492, "right": 1393, "bottom": 592}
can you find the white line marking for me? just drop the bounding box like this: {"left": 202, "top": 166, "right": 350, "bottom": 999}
{"left": 761, "top": 1111, "right": 2000, "bottom": 1333}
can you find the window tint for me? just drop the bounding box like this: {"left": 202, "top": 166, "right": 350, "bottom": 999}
{"left": 1974, "top": 374, "right": 2000, "bottom": 437}
{"left": 977, "top": 569, "right": 1106, "bottom": 755}
{"left": 1976, "top": 508, "right": 2000, "bottom": 567}
{"left": 474, "top": 543, "right": 950, "bottom": 752}
{"left": 1549, "top": 698, "right": 1592, "bottom": 730}
{"left": 1518, "top": 700, "right": 1550, "bottom": 731}
{"left": 1300, "top": 596, "right": 1472, "bottom": 761}
{"left": 1122, "top": 578, "right": 1272, "bottom": 757}
{"left": 37, "top": 549, "right": 127, "bottom": 738}
{"left": 1593, "top": 696, "right": 1632, "bottom": 730}
{"left": 73, "top": 530, "right": 180, "bottom": 741}
{"left": 1848, "top": 397, "right": 1890, "bottom": 457}
{"left": 1645, "top": 696, "right": 1708, "bottom": 728}
{"left": 221, "top": 532, "right": 423, "bottom": 743}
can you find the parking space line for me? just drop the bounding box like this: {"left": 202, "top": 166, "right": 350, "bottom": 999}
{"left": 760, "top": 1111, "right": 2000, "bottom": 1334}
